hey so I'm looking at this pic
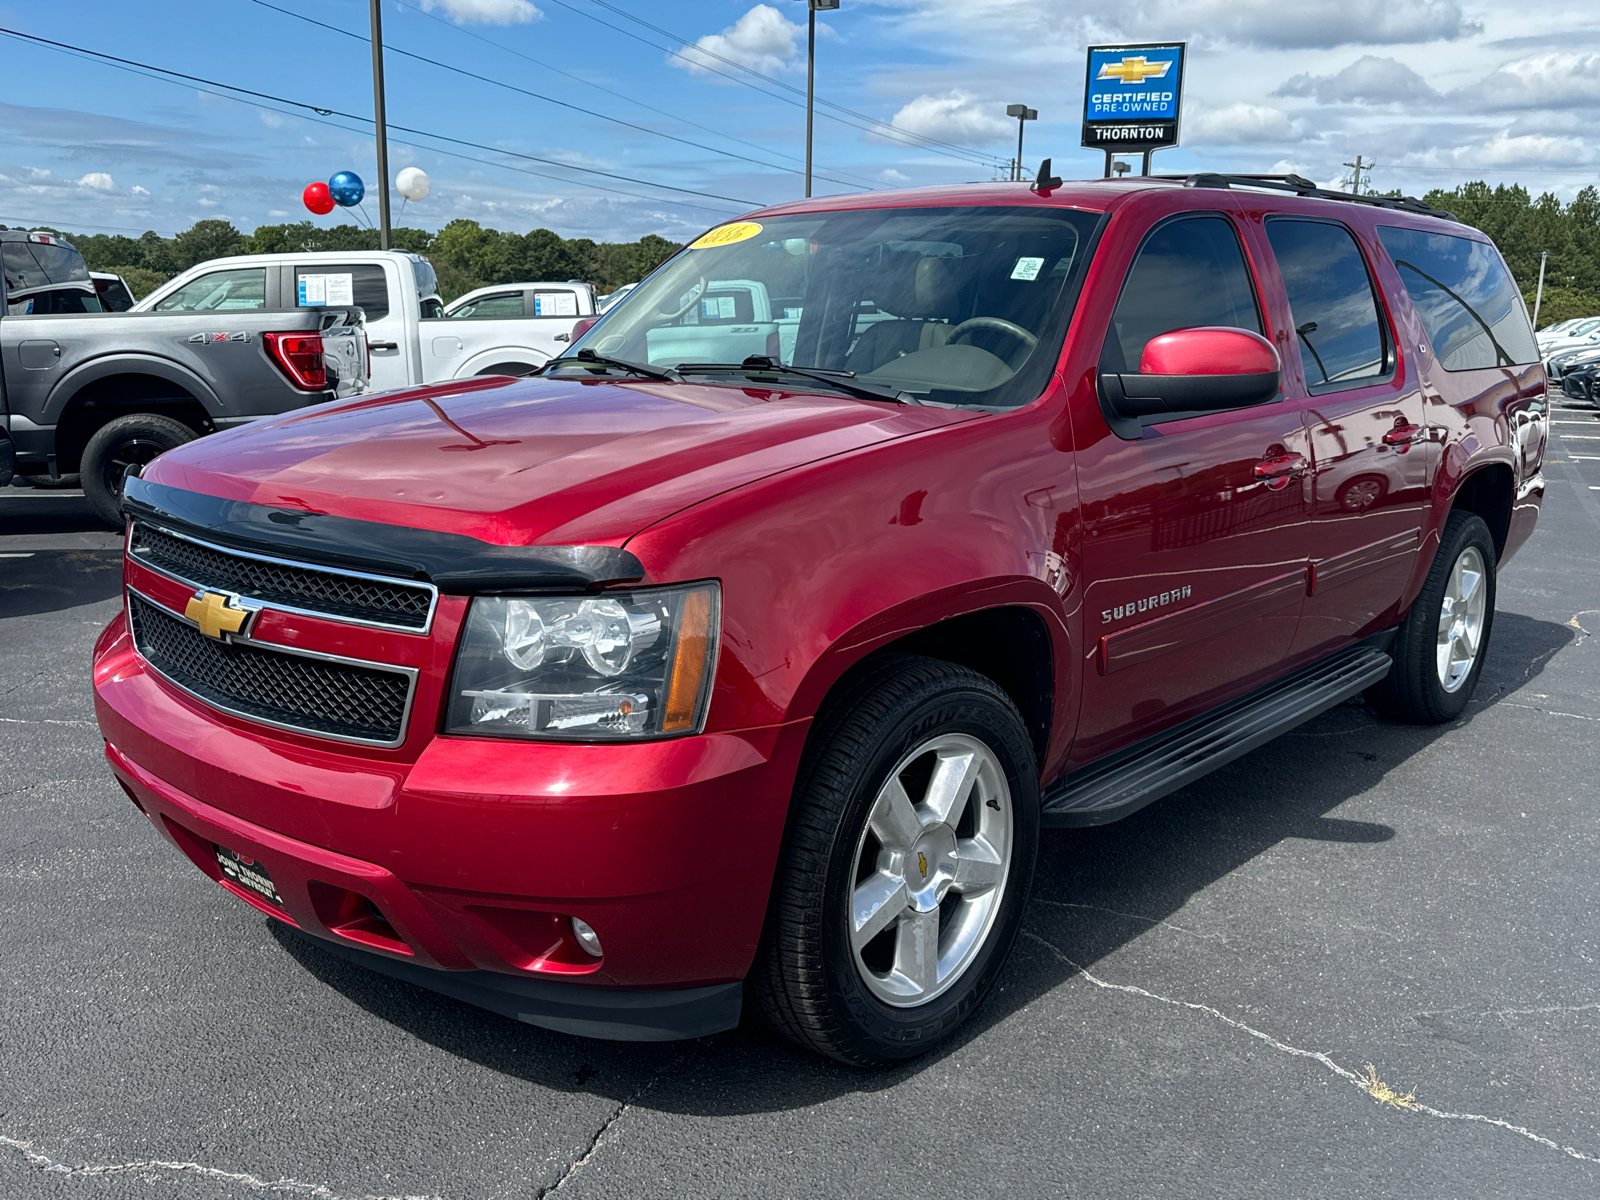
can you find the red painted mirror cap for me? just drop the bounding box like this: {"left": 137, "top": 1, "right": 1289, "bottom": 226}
{"left": 1139, "top": 327, "right": 1280, "bottom": 377}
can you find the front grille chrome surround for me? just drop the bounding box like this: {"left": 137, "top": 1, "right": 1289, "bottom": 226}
{"left": 126, "top": 587, "right": 419, "bottom": 748}
{"left": 129, "top": 521, "right": 438, "bottom": 634}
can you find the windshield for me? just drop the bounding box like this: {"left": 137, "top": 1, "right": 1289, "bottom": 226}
{"left": 563, "top": 205, "right": 1101, "bottom": 407}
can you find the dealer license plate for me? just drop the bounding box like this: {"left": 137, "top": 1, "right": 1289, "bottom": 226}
{"left": 214, "top": 844, "right": 284, "bottom": 908}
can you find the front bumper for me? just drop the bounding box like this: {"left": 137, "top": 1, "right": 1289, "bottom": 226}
{"left": 94, "top": 612, "right": 809, "bottom": 1039}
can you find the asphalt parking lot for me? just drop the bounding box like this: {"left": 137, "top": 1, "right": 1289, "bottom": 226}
{"left": 2, "top": 414, "right": 1599, "bottom": 1199}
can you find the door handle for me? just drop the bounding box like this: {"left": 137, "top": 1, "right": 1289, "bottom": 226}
{"left": 1382, "top": 423, "right": 1423, "bottom": 446}
{"left": 1254, "top": 453, "right": 1307, "bottom": 491}
{"left": 369, "top": 340, "right": 399, "bottom": 351}
{"left": 553, "top": 333, "right": 570, "bottom": 342}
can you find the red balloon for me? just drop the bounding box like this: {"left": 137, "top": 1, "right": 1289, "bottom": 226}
{"left": 302, "top": 181, "right": 335, "bottom": 215}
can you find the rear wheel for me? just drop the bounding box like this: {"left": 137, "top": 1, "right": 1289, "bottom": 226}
{"left": 749, "top": 655, "right": 1039, "bottom": 1066}
{"left": 1367, "top": 510, "right": 1496, "bottom": 722}
{"left": 80, "top": 414, "right": 196, "bottom": 526}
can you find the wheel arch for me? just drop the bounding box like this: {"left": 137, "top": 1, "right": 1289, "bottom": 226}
{"left": 49, "top": 364, "right": 215, "bottom": 473}
{"left": 1450, "top": 462, "right": 1515, "bottom": 561}
{"left": 456, "top": 348, "right": 549, "bottom": 378}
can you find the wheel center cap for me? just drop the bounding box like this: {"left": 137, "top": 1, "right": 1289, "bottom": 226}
{"left": 907, "top": 826, "right": 958, "bottom": 912}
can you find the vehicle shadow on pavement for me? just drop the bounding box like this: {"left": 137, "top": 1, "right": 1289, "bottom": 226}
{"left": 0, "top": 551, "right": 123, "bottom": 620}
{"left": 272, "top": 609, "right": 1575, "bottom": 1114}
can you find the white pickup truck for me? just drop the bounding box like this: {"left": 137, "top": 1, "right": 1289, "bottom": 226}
{"left": 137, "top": 251, "right": 597, "bottom": 390}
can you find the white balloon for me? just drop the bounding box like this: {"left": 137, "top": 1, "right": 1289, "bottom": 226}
{"left": 396, "top": 167, "right": 430, "bottom": 202}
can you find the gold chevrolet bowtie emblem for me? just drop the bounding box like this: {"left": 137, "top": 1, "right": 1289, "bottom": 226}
{"left": 1097, "top": 56, "right": 1174, "bottom": 85}
{"left": 184, "top": 591, "right": 250, "bottom": 640}
{"left": 917, "top": 851, "right": 928, "bottom": 879}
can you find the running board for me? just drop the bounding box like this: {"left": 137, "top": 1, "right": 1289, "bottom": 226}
{"left": 1042, "top": 644, "right": 1393, "bottom": 828}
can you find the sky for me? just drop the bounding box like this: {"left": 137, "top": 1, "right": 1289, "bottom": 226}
{"left": 0, "top": 0, "right": 1595, "bottom": 246}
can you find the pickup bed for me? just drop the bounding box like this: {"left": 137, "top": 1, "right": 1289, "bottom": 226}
{"left": 140, "top": 253, "right": 596, "bottom": 393}
{"left": 0, "top": 230, "right": 366, "bottom": 523}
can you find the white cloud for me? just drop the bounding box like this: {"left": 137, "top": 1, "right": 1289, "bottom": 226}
{"left": 883, "top": 90, "right": 1010, "bottom": 147}
{"left": 673, "top": 5, "right": 804, "bottom": 77}
{"left": 1144, "top": 0, "right": 1478, "bottom": 47}
{"left": 1187, "top": 103, "right": 1302, "bottom": 144}
{"left": 420, "top": 0, "right": 541, "bottom": 24}
{"left": 879, "top": 168, "right": 911, "bottom": 184}
{"left": 1277, "top": 56, "right": 1439, "bottom": 104}
{"left": 1464, "top": 51, "right": 1600, "bottom": 110}
{"left": 131, "top": 185, "right": 150, "bottom": 195}
{"left": 77, "top": 172, "right": 115, "bottom": 190}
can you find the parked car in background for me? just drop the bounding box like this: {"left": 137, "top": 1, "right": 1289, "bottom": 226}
{"left": 2, "top": 230, "right": 367, "bottom": 523}
{"left": 91, "top": 271, "right": 137, "bottom": 312}
{"left": 94, "top": 174, "right": 1544, "bottom": 1064}
{"left": 140, "top": 252, "right": 592, "bottom": 389}
{"left": 1560, "top": 352, "right": 1600, "bottom": 403}
{"left": 596, "top": 282, "right": 636, "bottom": 311}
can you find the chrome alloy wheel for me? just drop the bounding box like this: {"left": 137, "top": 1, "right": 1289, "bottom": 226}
{"left": 1437, "top": 544, "right": 1488, "bottom": 693}
{"left": 847, "top": 733, "right": 1013, "bottom": 1008}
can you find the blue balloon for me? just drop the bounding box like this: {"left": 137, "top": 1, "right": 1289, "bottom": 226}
{"left": 328, "top": 171, "right": 365, "bottom": 207}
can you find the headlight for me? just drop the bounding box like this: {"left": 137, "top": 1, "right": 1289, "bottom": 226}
{"left": 445, "top": 584, "right": 719, "bottom": 741}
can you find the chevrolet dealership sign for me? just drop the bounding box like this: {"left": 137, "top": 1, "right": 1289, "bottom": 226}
{"left": 1081, "top": 43, "right": 1186, "bottom": 154}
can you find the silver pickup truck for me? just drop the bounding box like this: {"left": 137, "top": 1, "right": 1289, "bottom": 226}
{"left": 0, "top": 230, "right": 367, "bottom": 524}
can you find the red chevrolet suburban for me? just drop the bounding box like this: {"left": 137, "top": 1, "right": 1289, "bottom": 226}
{"left": 92, "top": 174, "right": 1547, "bottom": 1065}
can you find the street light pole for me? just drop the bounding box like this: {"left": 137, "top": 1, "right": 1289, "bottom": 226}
{"left": 797, "top": 0, "right": 838, "bottom": 199}
{"left": 369, "top": 0, "right": 392, "bottom": 249}
{"left": 1006, "top": 104, "right": 1036, "bottom": 182}
{"left": 1533, "top": 250, "right": 1549, "bottom": 329}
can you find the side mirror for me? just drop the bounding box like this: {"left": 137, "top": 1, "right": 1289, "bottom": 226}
{"left": 1098, "top": 326, "right": 1281, "bottom": 438}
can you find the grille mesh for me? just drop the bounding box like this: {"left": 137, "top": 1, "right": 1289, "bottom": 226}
{"left": 130, "top": 523, "right": 432, "bottom": 630}
{"left": 128, "top": 593, "right": 412, "bottom": 744}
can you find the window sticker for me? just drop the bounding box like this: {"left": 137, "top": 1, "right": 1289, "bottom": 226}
{"left": 533, "top": 292, "right": 578, "bottom": 317}
{"left": 688, "top": 221, "right": 763, "bottom": 250}
{"left": 701, "top": 295, "right": 737, "bottom": 320}
{"left": 297, "top": 273, "right": 354, "bottom": 306}
{"left": 1011, "top": 256, "right": 1046, "bottom": 281}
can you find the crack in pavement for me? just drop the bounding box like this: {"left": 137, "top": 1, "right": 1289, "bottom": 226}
{"left": 1414, "top": 1001, "right": 1600, "bottom": 1022}
{"left": 0, "top": 716, "right": 96, "bottom": 728}
{"left": 1032, "top": 898, "right": 1230, "bottom": 945}
{"left": 0, "top": 1135, "right": 448, "bottom": 1198}
{"left": 1024, "top": 932, "right": 1600, "bottom": 1167}
{"left": 535, "top": 1053, "right": 683, "bottom": 1198}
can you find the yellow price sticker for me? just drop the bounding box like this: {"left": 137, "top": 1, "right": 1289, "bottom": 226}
{"left": 688, "top": 221, "right": 763, "bottom": 250}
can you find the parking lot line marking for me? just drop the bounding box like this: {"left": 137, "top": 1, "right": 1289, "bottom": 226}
{"left": 1024, "top": 931, "right": 1600, "bottom": 1165}
{"left": 0, "top": 552, "right": 35, "bottom": 558}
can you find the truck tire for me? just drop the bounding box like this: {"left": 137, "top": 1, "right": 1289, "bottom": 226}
{"left": 748, "top": 654, "right": 1039, "bottom": 1066}
{"left": 80, "top": 414, "right": 197, "bottom": 527}
{"left": 1366, "top": 510, "right": 1497, "bottom": 723}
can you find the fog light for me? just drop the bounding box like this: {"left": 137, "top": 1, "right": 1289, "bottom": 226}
{"left": 570, "top": 916, "right": 603, "bottom": 957}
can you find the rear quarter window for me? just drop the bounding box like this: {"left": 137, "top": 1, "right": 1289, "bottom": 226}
{"left": 1377, "top": 227, "right": 1538, "bottom": 370}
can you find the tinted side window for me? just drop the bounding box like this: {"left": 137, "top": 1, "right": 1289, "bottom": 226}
{"left": 1266, "top": 219, "right": 1387, "bottom": 391}
{"left": 3, "top": 240, "right": 89, "bottom": 291}
{"left": 294, "top": 263, "right": 390, "bottom": 321}
{"left": 448, "top": 293, "right": 525, "bottom": 319}
{"left": 1103, "top": 216, "right": 1261, "bottom": 373}
{"left": 153, "top": 268, "right": 267, "bottom": 312}
{"left": 1377, "top": 227, "right": 1538, "bottom": 370}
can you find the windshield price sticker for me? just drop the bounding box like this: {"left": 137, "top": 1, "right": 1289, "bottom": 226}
{"left": 297, "top": 273, "right": 354, "bottom": 306}
{"left": 689, "top": 221, "right": 763, "bottom": 250}
{"left": 1081, "top": 43, "right": 1186, "bottom": 153}
{"left": 1011, "top": 257, "right": 1045, "bottom": 281}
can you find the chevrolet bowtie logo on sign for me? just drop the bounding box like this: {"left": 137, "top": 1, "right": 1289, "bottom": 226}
{"left": 184, "top": 590, "right": 253, "bottom": 640}
{"left": 1097, "top": 56, "right": 1173, "bottom": 85}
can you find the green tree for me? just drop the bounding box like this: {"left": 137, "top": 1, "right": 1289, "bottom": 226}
{"left": 169, "top": 219, "right": 246, "bottom": 270}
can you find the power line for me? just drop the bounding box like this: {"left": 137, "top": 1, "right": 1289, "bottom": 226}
{"left": 249, "top": 0, "right": 874, "bottom": 193}
{"left": 579, "top": 0, "right": 1006, "bottom": 166}
{"left": 540, "top": 0, "right": 1003, "bottom": 170}
{"left": 0, "top": 25, "right": 757, "bottom": 209}
{"left": 383, "top": 0, "right": 886, "bottom": 191}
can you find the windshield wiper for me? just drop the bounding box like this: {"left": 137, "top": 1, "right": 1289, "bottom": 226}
{"left": 543, "top": 348, "right": 677, "bottom": 381}
{"left": 673, "top": 356, "right": 917, "bottom": 404}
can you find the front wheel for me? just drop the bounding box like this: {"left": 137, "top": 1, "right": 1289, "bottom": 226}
{"left": 1367, "top": 510, "right": 1496, "bottom": 722}
{"left": 749, "top": 655, "right": 1039, "bottom": 1066}
{"left": 80, "top": 414, "right": 197, "bottom": 527}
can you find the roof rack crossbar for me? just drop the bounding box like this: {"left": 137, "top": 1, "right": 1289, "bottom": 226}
{"left": 1118, "top": 173, "right": 1457, "bottom": 222}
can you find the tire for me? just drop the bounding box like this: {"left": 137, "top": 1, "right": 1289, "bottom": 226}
{"left": 748, "top": 654, "right": 1040, "bottom": 1066}
{"left": 1366, "top": 510, "right": 1497, "bottom": 723}
{"left": 80, "top": 414, "right": 197, "bottom": 527}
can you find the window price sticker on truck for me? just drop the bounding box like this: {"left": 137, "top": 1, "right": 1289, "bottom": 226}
{"left": 297, "top": 273, "right": 354, "bottom": 306}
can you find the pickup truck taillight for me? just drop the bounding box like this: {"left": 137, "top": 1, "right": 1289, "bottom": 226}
{"left": 569, "top": 316, "right": 600, "bottom": 343}
{"left": 264, "top": 331, "right": 328, "bottom": 391}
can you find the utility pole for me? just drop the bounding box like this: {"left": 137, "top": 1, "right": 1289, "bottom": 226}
{"left": 1533, "top": 250, "right": 1549, "bottom": 329}
{"left": 1006, "top": 104, "right": 1037, "bottom": 182}
{"left": 1342, "top": 155, "right": 1370, "bottom": 195}
{"left": 369, "top": 0, "right": 392, "bottom": 249}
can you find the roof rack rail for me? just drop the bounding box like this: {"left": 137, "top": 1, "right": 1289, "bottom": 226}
{"left": 1148, "top": 173, "right": 1457, "bottom": 222}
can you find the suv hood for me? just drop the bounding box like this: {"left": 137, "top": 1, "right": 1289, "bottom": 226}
{"left": 144, "top": 374, "right": 977, "bottom": 546}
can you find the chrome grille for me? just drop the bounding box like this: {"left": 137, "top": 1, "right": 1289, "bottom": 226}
{"left": 130, "top": 522, "right": 434, "bottom": 631}
{"left": 127, "top": 591, "right": 414, "bottom": 746}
